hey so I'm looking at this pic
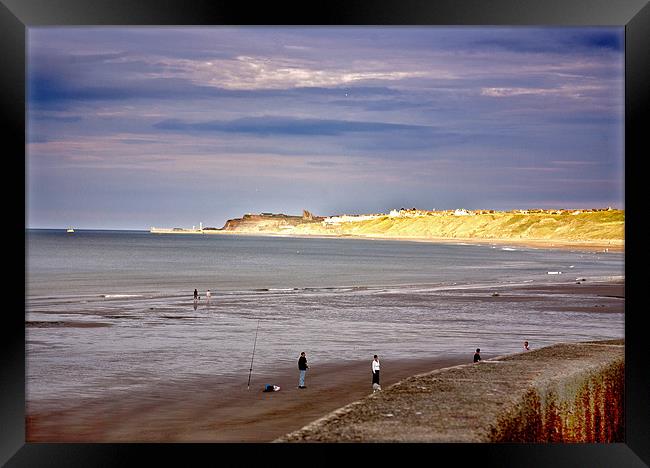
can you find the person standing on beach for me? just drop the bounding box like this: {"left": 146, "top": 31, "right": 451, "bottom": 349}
{"left": 298, "top": 352, "right": 309, "bottom": 388}
{"left": 372, "top": 355, "right": 380, "bottom": 388}
{"left": 194, "top": 289, "right": 199, "bottom": 301}
{"left": 206, "top": 289, "right": 211, "bottom": 303}
{"left": 523, "top": 341, "right": 530, "bottom": 351}
{"left": 473, "top": 348, "right": 481, "bottom": 362}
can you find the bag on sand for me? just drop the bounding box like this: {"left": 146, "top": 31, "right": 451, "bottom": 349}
{"left": 373, "top": 383, "right": 382, "bottom": 392}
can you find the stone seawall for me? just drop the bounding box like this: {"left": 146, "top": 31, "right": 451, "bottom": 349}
{"left": 275, "top": 340, "right": 624, "bottom": 443}
{"left": 489, "top": 352, "right": 624, "bottom": 442}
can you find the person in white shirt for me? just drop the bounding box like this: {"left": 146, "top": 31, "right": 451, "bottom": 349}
{"left": 206, "top": 289, "right": 211, "bottom": 303}
{"left": 371, "top": 355, "right": 380, "bottom": 390}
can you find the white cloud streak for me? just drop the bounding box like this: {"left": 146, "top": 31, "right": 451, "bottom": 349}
{"left": 481, "top": 84, "right": 606, "bottom": 98}
{"left": 127, "top": 54, "right": 442, "bottom": 90}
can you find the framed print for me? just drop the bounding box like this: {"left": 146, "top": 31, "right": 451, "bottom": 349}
{"left": 4, "top": 0, "right": 648, "bottom": 465}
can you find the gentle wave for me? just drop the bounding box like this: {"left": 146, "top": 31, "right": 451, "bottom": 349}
{"left": 28, "top": 273, "right": 625, "bottom": 307}
{"left": 100, "top": 294, "right": 144, "bottom": 298}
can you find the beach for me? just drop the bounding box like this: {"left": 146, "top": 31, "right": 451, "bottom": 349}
{"left": 174, "top": 229, "right": 625, "bottom": 253}
{"left": 27, "top": 356, "right": 469, "bottom": 442}
{"left": 26, "top": 280, "right": 624, "bottom": 443}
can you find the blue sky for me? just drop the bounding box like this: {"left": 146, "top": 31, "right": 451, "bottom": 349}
{"left": 27, "top": 27, "right": 624, "bottom": 230}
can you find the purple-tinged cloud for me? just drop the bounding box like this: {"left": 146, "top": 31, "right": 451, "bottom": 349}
{"left": 27, "top": 27, "right": 624, "bottom": 230}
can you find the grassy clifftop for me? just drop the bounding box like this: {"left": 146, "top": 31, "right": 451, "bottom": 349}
{"left": 286, "top": 210, "right": 624, "bottom": 244}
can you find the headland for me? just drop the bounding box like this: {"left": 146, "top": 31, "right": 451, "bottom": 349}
{"left": 150, "top": 207, "right": 624, "bottom": 252}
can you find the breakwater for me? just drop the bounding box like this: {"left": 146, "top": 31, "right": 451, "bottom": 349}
{"left": 276, "top": 340, "right": 624, "bottom": 443}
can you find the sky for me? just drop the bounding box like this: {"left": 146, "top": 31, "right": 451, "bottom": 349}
{"left": 27, "top": 27, "right": 624, "bottom": 230}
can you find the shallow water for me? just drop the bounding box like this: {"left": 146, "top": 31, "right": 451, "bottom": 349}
{"left": 26, "top": 230, "right": 624, "bottom": 409}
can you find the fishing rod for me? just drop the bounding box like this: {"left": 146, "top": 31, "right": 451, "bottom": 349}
{"left": 247, "top": 319, "right": 261, "bottom": 390}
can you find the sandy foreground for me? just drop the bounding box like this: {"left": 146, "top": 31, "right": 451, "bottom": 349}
{"left": 27, "top": 356, "right": 468, "bottom": 442}
{"left": 26, "top": 281, "right": 624, "bottom": 443}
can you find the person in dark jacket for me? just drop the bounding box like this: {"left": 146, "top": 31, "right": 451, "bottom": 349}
{"left": 473, "top": 348, "right": 481, "bottom": 362}
{"left": 298, "top": 352, "right": 309, "bottom": 388}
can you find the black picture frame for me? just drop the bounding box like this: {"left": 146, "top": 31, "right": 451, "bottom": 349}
{"left": 4, "top": 0, "right": 647, "bottom": 466}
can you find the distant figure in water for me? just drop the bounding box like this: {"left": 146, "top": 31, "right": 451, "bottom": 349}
{"left": 206, "top": 289, "right": 211, "bottom": 303}
{"left": 194, "top": 289, "right": 198, "bottom": 300}
{"left": 473, "top": 348, "right": 481, "bottom": 362}
{"left": 372, "top": 355, "right": 381, "bottom": 391}
{"left": 523, "top": 341, "right": 530, "bottom": 351}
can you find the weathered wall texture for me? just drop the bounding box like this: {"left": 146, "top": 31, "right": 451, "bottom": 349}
{"left": 489, "top": 357, "right": 624, "bottom": 442}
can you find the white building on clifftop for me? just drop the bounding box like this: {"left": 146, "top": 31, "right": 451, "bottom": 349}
{"left": 322, "top": 214, "right": 383, "bottom": 224}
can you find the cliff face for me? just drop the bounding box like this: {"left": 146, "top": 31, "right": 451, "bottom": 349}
{"left": 221, "top": 212, "right": 324, "bottom": 232}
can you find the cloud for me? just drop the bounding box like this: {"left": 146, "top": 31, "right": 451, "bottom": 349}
{"left": 174, "top": 54, "right": 432, "bottom": 89}
{"left": 470, "top": 28, "right": 623, "bottom": 54}
{"left": 577, "top": 31, "right": 623, "bottom": 51}
{"left": 28, "top": 68, "right": 403, "bottom": 107}
{"left": 27, "top": 134, "right": 50, "bottom": 143}
{"left": 550, "top": 160, "right": 602, "bottom": 166}
{"left": 480, "top": 84, "right": 605, "bottom": 98}
{"left": 153, "top": 116, "right": 429, "bottom": 136}
{"left": 31, "top": 114, "right": 83, "bottom": 123}
{"left": 67, "top": 51, "right": 132, "bottom": 64}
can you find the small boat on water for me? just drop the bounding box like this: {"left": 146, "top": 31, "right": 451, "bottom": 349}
{"left": 66, "top": 227, "right": 75, "bottom": 233}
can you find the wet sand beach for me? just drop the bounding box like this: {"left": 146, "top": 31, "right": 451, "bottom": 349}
{"left": 452, "top": 281, "right": 625, "bottom": 314}
{"left": 27, "top": 356, "right": 468, "bottom": 442}
{"left": 26, "top": 280, "right": 624, "bottom": 443}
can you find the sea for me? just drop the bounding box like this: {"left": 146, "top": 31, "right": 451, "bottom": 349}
{"left": 26, "top": 229, "right": 624, "bottom": 409}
